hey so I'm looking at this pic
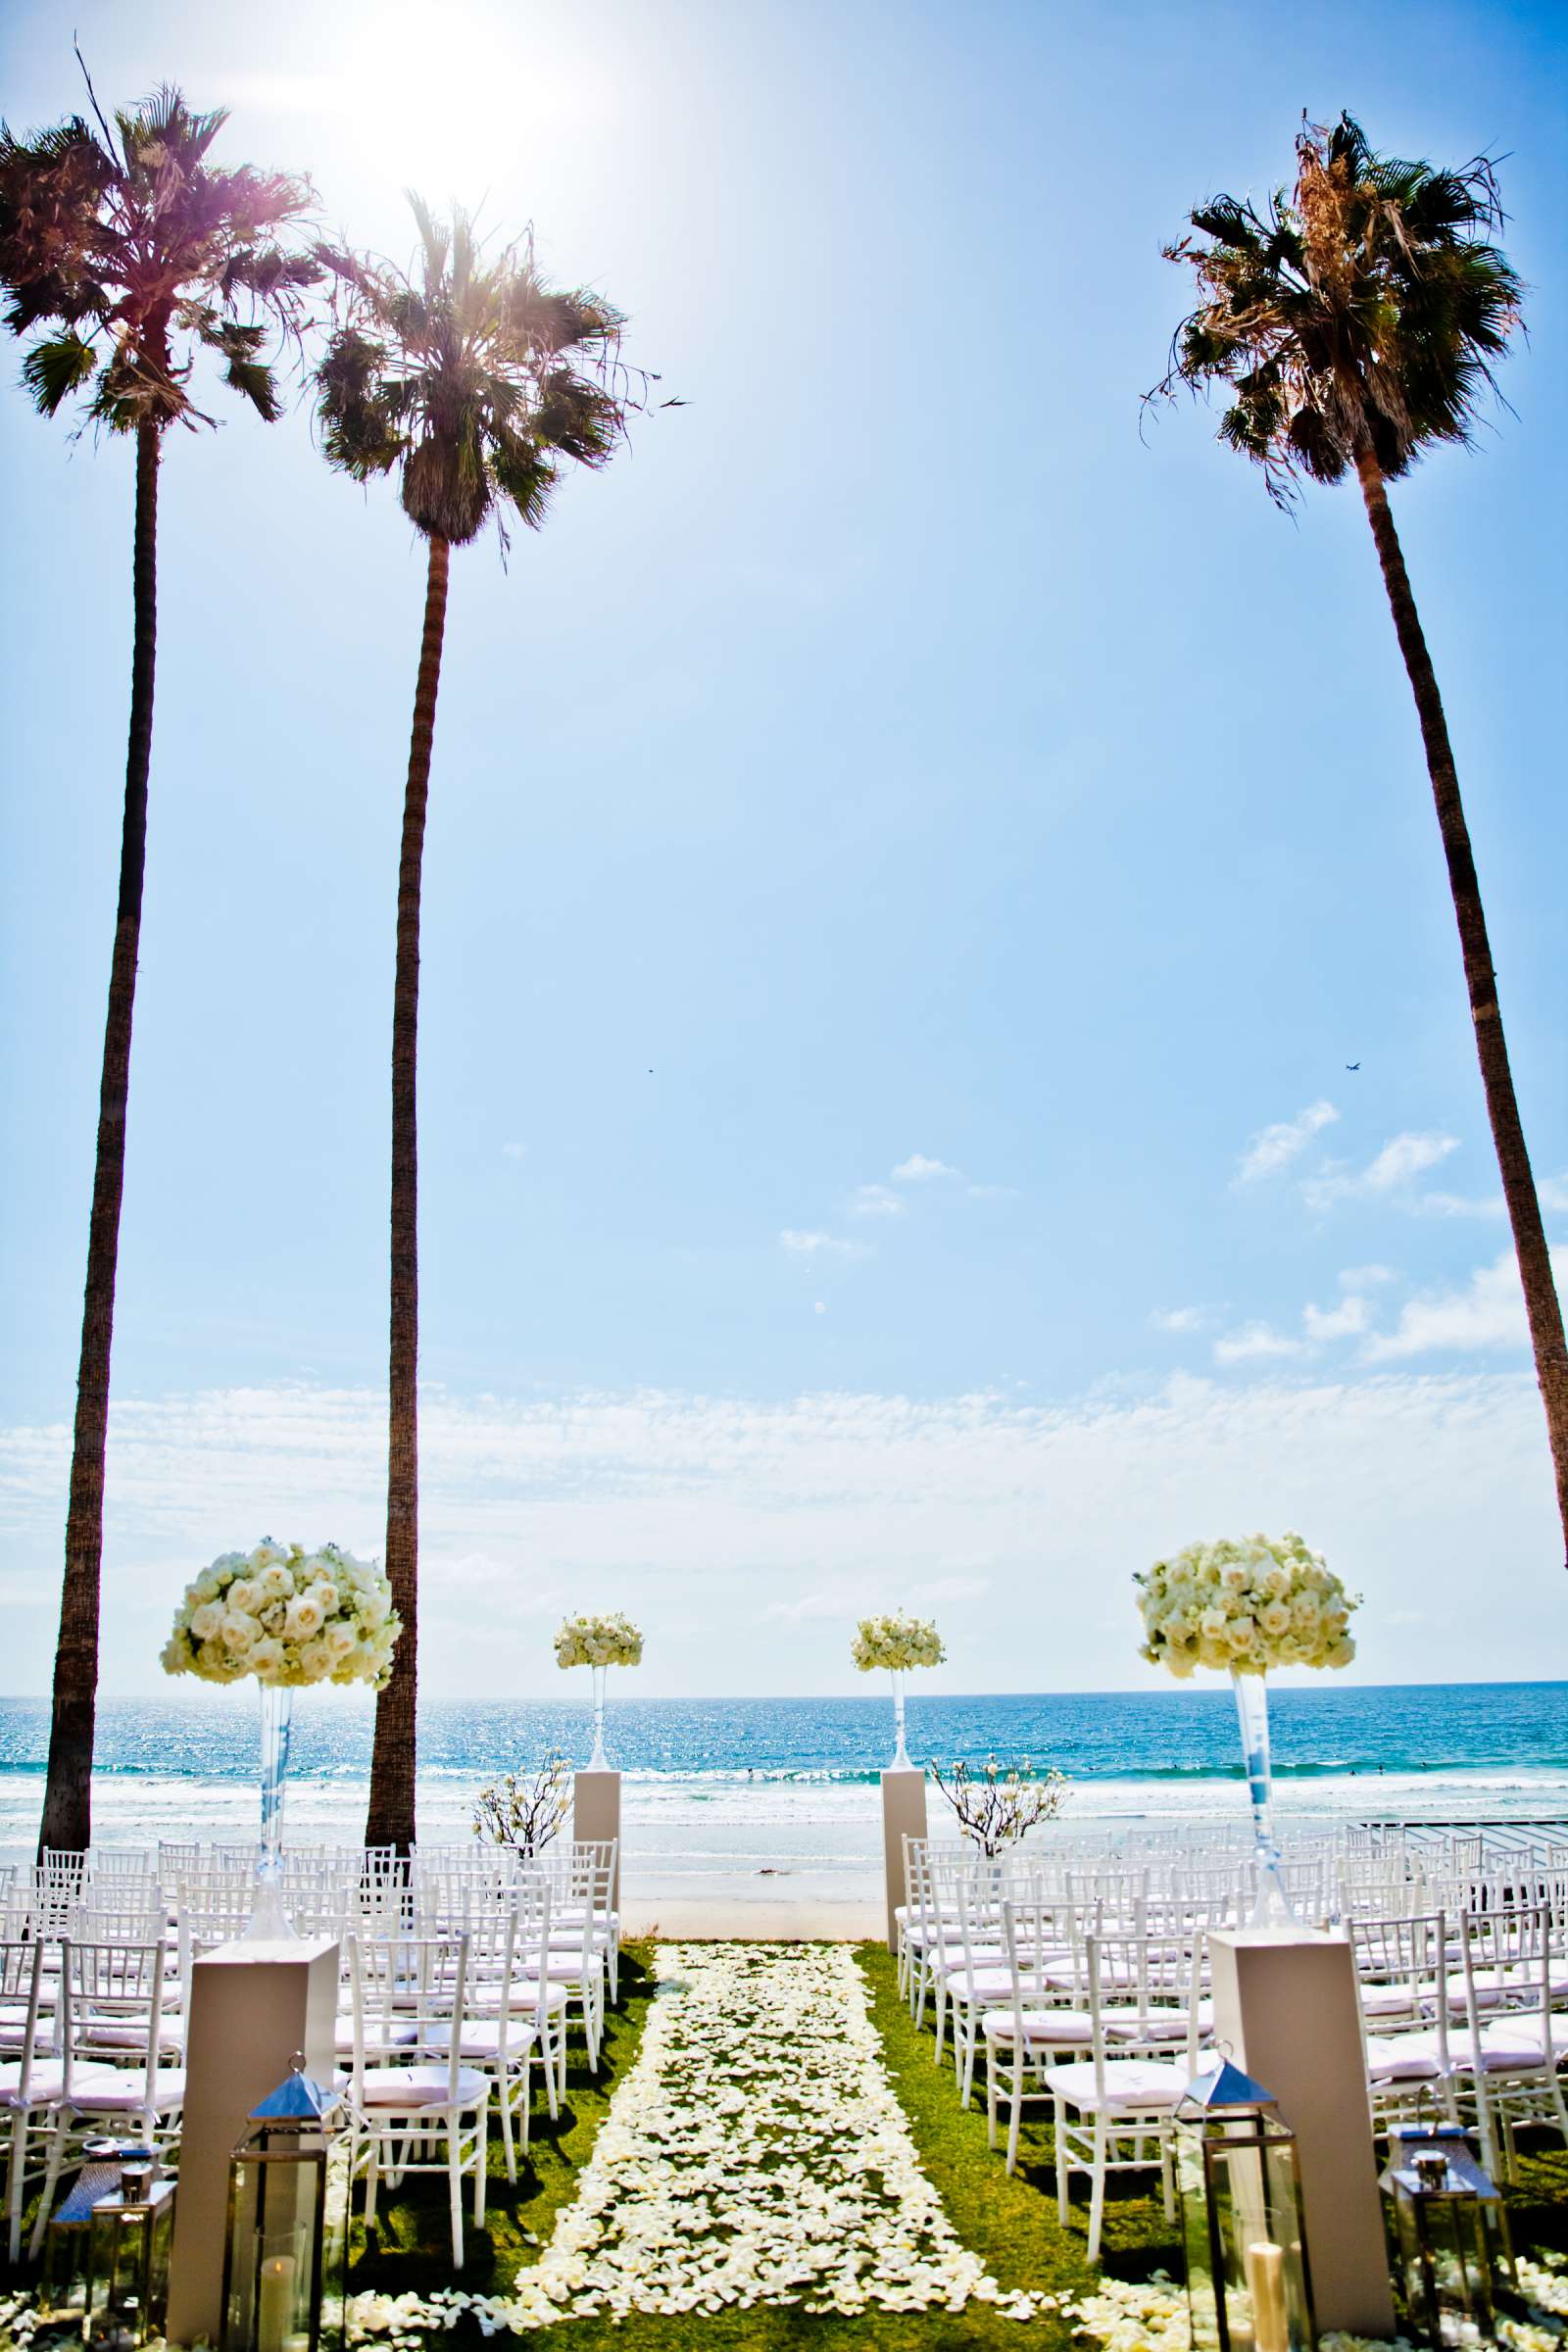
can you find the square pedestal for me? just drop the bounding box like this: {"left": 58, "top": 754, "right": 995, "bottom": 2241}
{"left": 166, "top": 1935, "right": 339, "bottom": 2348}
{"left": 881, "top": 1769, "right": 928, "bottom": 1952}
{"left": 574, "top": 1769, "right": 622, "bottom": 1911}
{"left": 1208, "top": 1929, "right": 1396, "bottom": 2338}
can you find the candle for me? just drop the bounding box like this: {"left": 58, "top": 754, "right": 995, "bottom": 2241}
{"left": 1245, "top": 2239, "right": 1290, "bottom": 2352}
{"left": 257, "top": 2252, "right": 296, "bottom": 2352}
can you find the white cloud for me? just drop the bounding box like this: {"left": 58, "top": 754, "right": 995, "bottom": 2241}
{"left": 1212, "top": 1322, "right": 1304, "bottom": 1364}
{"left": 1150, "top": 1307, "right": 1209, "bottom": 1335}
{"left": 1236, "top": 1102, "right": 1339, "bottom": 1185}
{"left": 3, "top": 1368, "right": 1559, "bottom": 1692}
{"left": 1420, "top": 1192, "right": 1506, "bottom": 1221}
{"left": 967, "top": 1183, "right": 1020, "bottom": 1201}
{"left": 1339, "top": 1265, "right": 1395, "bottom": 1289}
{"left": 849, "top": 1184, "right": 904, "bottom": 1218}
{"left": 501, "top": 1142, "right": 527, "bottom": 1161}
{"left": 1544, "top": 1177, "right": 1568, "bottom": 1215}
{"left": 1363, "top": 1133, "right": 1461, "bottom": 1191}
{"left": 813, "top": 1301, "right": 827, "bottom": 1316}
{"left": 1362, "top": 1249, "right": 1568, "bottom": 1362}
{"left": 1303, "top": 1131, "right": 1459, "bottom": 1212}
{"left": 778, "top": 1230, "right": 867, "bottom": 1259}
{"left": 1303, "top": 1294, "right": 1371, "bottom": 1343}
{"left": 892, "top": 1153, "right": 958, "bottom": 1183}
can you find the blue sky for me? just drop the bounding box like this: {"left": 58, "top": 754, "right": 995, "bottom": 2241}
{"left": 2, "top": 0, "right": 1565, "bottom": 1699}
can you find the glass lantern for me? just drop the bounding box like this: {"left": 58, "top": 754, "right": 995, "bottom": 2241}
{"left": 85, "top": 2159, "right": 176, "bottom": 2351}
{"left": 220, "top": 2058, "right": 350, "bottom": 2352}
{"left": 1380, "top": 2122, "right": 1513, "bottom": 2346}
{"left": 1176, "top": 2056, "right": 1317, "bottom": 2352}
{"left": 38, "top": 2140, "right": 146, "bottom": 2328}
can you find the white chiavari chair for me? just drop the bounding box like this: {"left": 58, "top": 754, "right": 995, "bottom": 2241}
{"left": 0, "top": 1938, "right": 56, "bottom": 2262}
{"left": 28, "top": 1936, "right": 185, "bottom": 2253}
{"left": 1042, "top": 1930, "right": 1200, "bottom": 2264}
{"left": 343, "top": 1932, "right": 489, "bottom": 2270}
{"left": 985, "top": 1893, "right": 1096, "bottom": 2172}
{"left": 1350, "top": 1911, "right": 1454, "bottom": 2132}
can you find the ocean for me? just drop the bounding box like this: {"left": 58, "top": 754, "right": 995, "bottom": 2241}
{"left": 2, "top": 1683, "right": 1564, "bottom": 1902}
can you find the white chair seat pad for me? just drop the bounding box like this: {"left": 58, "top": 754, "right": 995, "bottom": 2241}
{"left": 1363, "top": 2034, "right": 1444, "bottom": 2083}
{"left": 1043, "top": 2059, "right": 1189, "bottom": 2112}
{"left": 982, "top": 2008, "right": 1096, "bottom": 2044}
{"left": 942, "top": 1967, "right": 1015, "bottom": 2001}
{"left": 1103, "top": 2002, "right": 1212, "bottom": 2043}
{"left": 0, "top": 2064, "right": 66, "bottom": 2107}
{"left": 424, "top": 2021, "right": 542, "bottom": 2061}
{"left": 66, "top": 2063, "right": 185, "bottom": 2111}
{"left": 347, "top": 2064, "right": 488, "bottom": 2109}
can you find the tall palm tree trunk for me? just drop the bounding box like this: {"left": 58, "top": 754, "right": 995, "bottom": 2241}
{"left": 1356, "top": 445, "right": 1568, "bottom": 1570}
{"left": 366, "top": 534, "right": 450, "bottom": 1853}
{"left": 37, "top": 421, "right": 161, "bottom": 1859}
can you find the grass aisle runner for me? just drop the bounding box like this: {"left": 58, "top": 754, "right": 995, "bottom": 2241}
{"left": 358, "top": 1942, "right": 1042, "bottom": 2335}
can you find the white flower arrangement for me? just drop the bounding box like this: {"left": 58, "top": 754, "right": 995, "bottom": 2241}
{"left": 161, "top": 1539, "right": 400, "bottom": 1690}
{"left": 851, "top": 1612, "right": 946, "bottom": 1672}
{"left": 1136, "top": 1531, "right": 1357, "bottom": 1679}
{"left": 554, "top": 1611, "right": 644, "bottom": 1671}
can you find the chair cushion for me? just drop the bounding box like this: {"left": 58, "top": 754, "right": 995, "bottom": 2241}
{"left": 66, "top": 2064, "right": 185, "bottom": 2112}
{"left": 423, "top": 2021, "right": 543, "bottom": 2061}
{"left": 0, "top": 2064, "right": 66, "bottom": 2107}
{"left": 348, "top": 2064, "right": 488, "bottom": 2110}
{"left": 982, "top": 2009, "right": 1095, "bottom": 2044}
{"left": 1363, "top": 2034, "right": 1444, "bottom": 2084}
{"left": 1103, "top": 2001, "right": 1212, "bottom": 2044}
{"left": 942, "top": 1967, "right": 1016, "bottom": 2002}
{"left": 1043, "top": 2059, "right": 1189, "bottom": 2112}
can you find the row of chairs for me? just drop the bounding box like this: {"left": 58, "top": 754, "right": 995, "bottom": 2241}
{"left": 2, "top": 1838, "right": 621, "bottom": 2269}
{"left": 896, "top": 1834, "right": 1568, "bottom": 2262}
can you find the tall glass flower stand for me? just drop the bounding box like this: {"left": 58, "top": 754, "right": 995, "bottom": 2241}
{"left": 1231, "top": 1669, "right": 1296, "bottom": 1931}
{"left": 588, "top": 1663, "right": 610, "bottom": 1772}
{"left": 244, "top": 1684, "right": 297, "bottom": 1944}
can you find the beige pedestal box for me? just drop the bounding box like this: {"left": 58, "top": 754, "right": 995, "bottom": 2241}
{"left": 574, "top": 1769, "right": 622, "bottom": 1911}
{"left": 1208, "top": 1929, "right": 1396, "bottom": 2338}
{"left": 166, "top": 1934, "right": 339, "bottom": 2348}
{"left": 880, "top": 1769, "right": 928, "bottom": 1952}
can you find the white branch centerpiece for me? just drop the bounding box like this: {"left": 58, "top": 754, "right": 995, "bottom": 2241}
{"left": 852, "top": 1612, "right": 945, "bottom": 1770}
{"left": 930, "top": 1754, "right": 1070, "bottom": 1857}
{"left": 1136, "top": 1531, "right": 1358, "bottom": 1926}
{"left": 556, "top": 1612, "right": 643, "bottom": 1770}
{"left": 163, "top": 1539, "right": 399, "bottom": 1936}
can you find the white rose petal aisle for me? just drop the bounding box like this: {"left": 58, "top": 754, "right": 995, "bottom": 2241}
{"left": 1135, "top": 1531, "right": 1358, "bottom": 1927}
{"left": 353, "top": 1943, "right": 1043, "bottom": 2337}
{"left": 163, "top": 1538, "right": 400, "bottom": 1936}
{"left": 555, "top": 1610, "right": 643, "bottom": 1770}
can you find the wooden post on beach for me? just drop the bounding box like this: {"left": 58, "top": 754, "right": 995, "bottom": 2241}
{"left": 880, "top": 1769, "right": 927, "bottom": 1952}
{"left": 1209, "top": 1929, "right": 1396, "bottom": 2338}
{"left": 166, "top": 1935, "right": 339, "bottom": 2347}
{"left": 574, "top": 1768, "right": 622, "bottom": 1911}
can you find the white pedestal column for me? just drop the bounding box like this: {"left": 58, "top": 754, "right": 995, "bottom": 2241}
{"left": 574, "top": 1768, "right": 622, "bottom": 1912}
{"left": 166, "top": 1934, "right": 339, "bottom": 2349}
{"left": 880, "top": 1768, "right": 928, "bottom": 1953}
{"left": 1208, "top": 1929, "right": 1396, "bottom": 2338}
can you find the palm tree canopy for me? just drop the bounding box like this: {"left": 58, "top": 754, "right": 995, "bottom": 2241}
{"left": 314, "top": 197, "right": 629, "bottom": 547}
{"left": 0, "top": 76, "right": 317, "bottom": 432}
{"left": 1153, "top": 114, "right": 1523, "bottom": 502}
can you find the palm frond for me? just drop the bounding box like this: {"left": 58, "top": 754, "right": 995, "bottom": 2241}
{"left": 21, "top": 327, "right": 98, "bottom": 414}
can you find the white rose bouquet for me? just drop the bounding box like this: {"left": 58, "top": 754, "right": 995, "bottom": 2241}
{"left": 555, "top": 1612, "right": 644, "bottom": 1671}
{"left": 161, "top": 1539, "right": 400, "bottom": 1690}
{"left": 851, "top": 1613, "right": 946, "bottom": 1673}
{"left": 1135, "top": 1532, "right": 1357, "bottom": 1680}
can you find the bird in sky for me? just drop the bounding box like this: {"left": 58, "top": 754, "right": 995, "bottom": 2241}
{"left": 1346, "top": 1061, "right": 1360, "bottom": 1071}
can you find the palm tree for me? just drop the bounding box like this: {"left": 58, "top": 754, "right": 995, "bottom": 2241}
{"left": 1155, "top": 114, "right": 1568, "bottom": 1572}
{"left": 0, "top": 74, "right": 316, "bottom": 1855}
{"left": 315, "top": 201, "right": 631, "bottom": 1850}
